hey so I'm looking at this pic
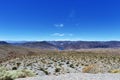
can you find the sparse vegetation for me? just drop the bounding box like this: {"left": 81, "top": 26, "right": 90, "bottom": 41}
{"left": 0, "top": 48, "right": 120, "bottom": 79}
{"left": 0, "top": 67, "right": 35, "bottom": 80}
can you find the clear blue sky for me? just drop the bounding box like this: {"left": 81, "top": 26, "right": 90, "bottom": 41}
{"left": 0, "top": 0, "right": 120, "bottom": 41}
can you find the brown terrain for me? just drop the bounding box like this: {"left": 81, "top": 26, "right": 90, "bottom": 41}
{"left": 0, "top": 41, "right": 120, "bottom": 80}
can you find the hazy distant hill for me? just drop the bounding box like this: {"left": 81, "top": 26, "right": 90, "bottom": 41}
{"left": 0, "top": 41, "right": 10, "bottom": 45}
{"left": 4, "top": 41, "right": 120, "bottom": 50}
{"left": 16, "top": 41, "right": 58, "bottom": 50}
{"left": 50, "top": 41, "right": 120, "bottom": 50}
{"left": 48, "top": 41, "right": 120, "bottom": 50}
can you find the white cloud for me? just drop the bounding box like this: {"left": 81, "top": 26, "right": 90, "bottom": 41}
{"left": 51, "top": 33, "right": 74, "bottom": 37}
{"left": 55, "top": 39, "right": 71, "bottom": 41}
{"left": 52, "top": 33, "right": 65, "bottom": 37}
{"left": 54, "top": 24, "right": 64, "bottom": 28}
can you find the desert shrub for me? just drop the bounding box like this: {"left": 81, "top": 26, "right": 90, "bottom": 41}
{"left": 82, "top": 64, "right": 94, "bottom": 73}
{"left": 70, "top": 64, "right": 74, "bottom": 68}
{"left": 40, "top": 68, "right": 49, "bottom": 75}
{"left": 44, "top": 70, "right": 49, "bottom": 75}
{"left": 21, "top": 69, "right": 36, "bottom": 77}
{"left": 82, "top": 63, "right": 111, "bottom": 74}
{"left": 59, "top": 62, "right": 64, "bottom": 66}
{"left": 0, "top": 68, "right": 36, "bottom": 80}
{"left": 55, "top": 68, "right": 61, "bottom": 72}
{"left": 12, "top": 67, "right": 17, "bottom": 70}
{"left": 66, "top": 61, "right": 70, "bottom": 64}
{"left": 0, "top": 67, "right": 7, "bottom": 72}
{"left": 16, "top": 62, "right": 21, "bottom": 67}
{"left": 2, "top": 76, "right": 13, "bottom": 80}
{"left": 109, "top": 69, "right": 120, "bottom": 73}
{"left": 0, "top": 67, "right": 8, "bottom": 80}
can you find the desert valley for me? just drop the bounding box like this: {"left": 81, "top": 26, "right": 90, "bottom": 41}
{"left": 0, "top": 41, "right": 120, "bottom": 80}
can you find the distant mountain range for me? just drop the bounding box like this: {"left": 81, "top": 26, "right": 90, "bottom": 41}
{"left": 1, "top": 41, "right": 120, "bottom": 50}
{"left": 0, "top": 41, "right": 10, "bottom": 45}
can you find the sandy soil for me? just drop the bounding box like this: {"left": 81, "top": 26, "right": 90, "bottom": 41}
{"left": 16, "top": 73, "right": 120, "bottom": 80}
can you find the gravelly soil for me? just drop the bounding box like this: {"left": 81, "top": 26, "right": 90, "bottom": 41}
{"left": 16, "top": 73, "right": 120, "bottom": 80}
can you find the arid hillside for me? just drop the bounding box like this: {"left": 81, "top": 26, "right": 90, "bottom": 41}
{"left": 0, "top": 44, "right": 58, "bottom": 63}
{"left": 0, "top": 45, "right": 120, "bottom": 80}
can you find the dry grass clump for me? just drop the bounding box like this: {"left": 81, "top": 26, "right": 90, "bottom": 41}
{"left": 82, "top": 64, "right": 95, "bottom": 73}
{"left": 109, "top": 69, "right": 120, "bottom": 73}
{"left": 82, "top": 62, "right": 111, "bottom": 74}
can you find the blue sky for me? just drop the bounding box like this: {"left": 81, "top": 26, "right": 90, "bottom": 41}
{"left": 0, "top": 0, "right": 120, "bottom": 41}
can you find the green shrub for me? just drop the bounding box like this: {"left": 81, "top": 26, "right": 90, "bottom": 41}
{"left": 55, "top": 68, "right": 61, "bottom": 72}
{"left": 12, "top": 67, "right": 17, "bottom": 70}
{"left": 40, "top": 68, "right": 49, "bottom": 75}
{"left": 70, "top": 64, "right": 74, "bottom": 68}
